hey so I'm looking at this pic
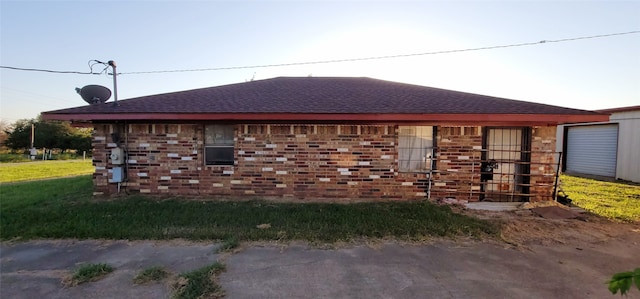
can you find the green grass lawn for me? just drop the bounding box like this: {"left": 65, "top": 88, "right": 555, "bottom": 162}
{"left": 0, "top": 160, "right": 93, "bottom": 183}
{"left": 561, "top": 175, "right": 640, "bottom": 222}
{"left": 2, "top": 171, "right": 636, "bottom": 242}
{"left": 0, "top": 175, "right": 497, "bottom": 241}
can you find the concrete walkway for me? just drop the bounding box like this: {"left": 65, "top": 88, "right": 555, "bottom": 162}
{"left": 1, "top": 239, "right": 637, "bottom": 298}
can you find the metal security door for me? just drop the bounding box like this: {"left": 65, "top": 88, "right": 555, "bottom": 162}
{"left": 481, "top": 127, "right": 530, "bottom": 202}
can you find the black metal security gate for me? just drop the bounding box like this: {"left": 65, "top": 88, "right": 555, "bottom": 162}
{"left": 480, "top": 127, "right": 532, "bottom": 202}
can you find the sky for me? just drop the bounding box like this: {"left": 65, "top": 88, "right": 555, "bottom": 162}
{"left": 1, "top": 0, "right": 639, "bottom": 124}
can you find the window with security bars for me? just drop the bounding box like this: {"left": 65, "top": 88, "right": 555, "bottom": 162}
{"left": 398, "top": 126, "right": 435, "bottom": 172}
{"left": 204, "top": 125, "right": 235, "bottom": 165}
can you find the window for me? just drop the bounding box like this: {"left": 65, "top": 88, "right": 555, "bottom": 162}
{"left": 398, "top": 126, "right": 435, "bottom": 172}
{"left": 204, "top": 125, "right": 235, "bottom": 165}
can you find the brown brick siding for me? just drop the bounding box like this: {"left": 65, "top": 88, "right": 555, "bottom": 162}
{"left": 529, "top": 126, "right": 558, "bottom": 202}
{"left": 91, "top": 123, "right": 558, "bottom": 202}
{"left": 431, "top": 126, "right": 483, "bottom": 201}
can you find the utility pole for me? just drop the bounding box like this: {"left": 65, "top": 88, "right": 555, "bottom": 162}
{"left": 29, "top": 123, "right": 36, "bottom": 160}
{"left": 30, "top": 123, "right": 34, "bottom": 148}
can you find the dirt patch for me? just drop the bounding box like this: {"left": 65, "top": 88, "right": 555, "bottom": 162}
{"left": 464, "top": 208, "right": 640, "bottom": 248}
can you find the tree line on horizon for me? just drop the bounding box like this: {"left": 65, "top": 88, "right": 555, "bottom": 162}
{"left": 1, "top": 116, "right": 91, "bottom": 154}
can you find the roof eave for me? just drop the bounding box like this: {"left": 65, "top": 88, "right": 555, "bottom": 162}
{"left": 596, "top": 105, "right": 640, "bottom": 114}
{"left": 41, "top": 112, "right": 608, "bottom": 126}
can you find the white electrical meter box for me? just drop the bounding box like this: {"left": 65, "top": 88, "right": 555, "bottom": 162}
{"left": 110, "top": 167, "right": 124, "bottom": 183}
{"left": 110, "top": 147, "right": 124, "bottom": 165}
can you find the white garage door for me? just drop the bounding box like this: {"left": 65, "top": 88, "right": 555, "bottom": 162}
{"left": 566, "top": 124, "right": 618, "bottom": 177}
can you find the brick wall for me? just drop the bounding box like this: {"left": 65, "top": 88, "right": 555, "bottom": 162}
{"left": 529, "top": 126, "right": 558, "bottom": 202}
{"left": 92, "top": 123, "right": 201, "bottom": 195}
{"left": 428, "top": 126, "right": 559, "bottom": 202}
{"left": 91, "top": 123, "right": 557, "bottom": 202}
{"left": 93, "top": 124, "right": 427, "bottom": 199}
{"left": 431, "top": 126, "right": 483, "bottom": 201}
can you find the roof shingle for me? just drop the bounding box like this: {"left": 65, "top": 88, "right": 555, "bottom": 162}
{"left": 43, "top": 77, "right": 605, "bottom": 124}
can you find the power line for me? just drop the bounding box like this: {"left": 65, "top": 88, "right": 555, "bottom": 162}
{"left": 0, "top": 66, "right": 96, "bottom": 75}
{"left": 1, "top": 86, "right": 80, "bottom": 105}
{"left": 0, "top": 60, "right": 110, "bottom": 75}
{"left": 1, "top": 30, "right": 638, "bottom": 76}
{"left": 122, "top": 30, "right": 640, "bottom": 75}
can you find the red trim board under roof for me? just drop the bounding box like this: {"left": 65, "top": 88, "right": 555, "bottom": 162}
{"left": 43, "top": 113, "right": 607, "bottom": 125}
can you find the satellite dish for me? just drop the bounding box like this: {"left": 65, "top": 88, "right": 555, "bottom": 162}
{"left": 76, "top": 85, "right": 112, "bottom": 105}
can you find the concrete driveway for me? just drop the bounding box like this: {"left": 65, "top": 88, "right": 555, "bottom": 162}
{"left": 1, "top": 237, "right": 637, "bottom": 298}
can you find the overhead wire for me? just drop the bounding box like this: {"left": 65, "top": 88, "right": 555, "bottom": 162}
{"left": 121, "top": 30, "right": 640, "bottom": 75}
{"left": 0, "top": 60, "right": 111, "bottom": 75}
{"left": 0, "top": 66, "right": 96, "bottom": 75}
{"left": 0, "top": 30, "right": 638, "bottom": 76}
{"left": 1, "top": 86, "right": 81, "bottom": 105}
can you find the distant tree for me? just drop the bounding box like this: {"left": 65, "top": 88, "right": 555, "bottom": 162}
{"left": 67, "top": 128, "right": 93, "bottom": 154}
{"left": 4, "top": 117, "right": 92, "bottom": 153}
{"left": 0, "top": 119, "right": 11, "bottom": 149}
{"left": 34, "top": 120, "right": 73, "bottom": 150}
{"left": 3, "top": 119, "right": 34, "bottom": 150}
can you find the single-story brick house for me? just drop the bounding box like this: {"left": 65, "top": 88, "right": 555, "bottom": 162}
{"left": 42, "top": 77, "right": 607, "bottom": 202}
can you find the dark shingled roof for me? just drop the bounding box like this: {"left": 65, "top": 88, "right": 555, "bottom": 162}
{"left": 43, "top": 77, "right": 606, "bottom": 124}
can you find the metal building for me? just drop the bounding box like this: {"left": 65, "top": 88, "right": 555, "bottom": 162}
{"left": 557, "top": 106, "right": 640, "bottom": 183}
